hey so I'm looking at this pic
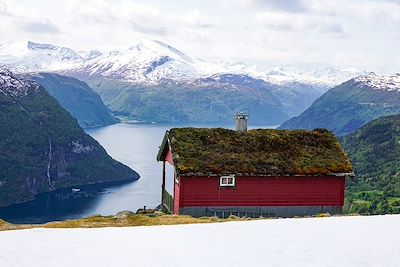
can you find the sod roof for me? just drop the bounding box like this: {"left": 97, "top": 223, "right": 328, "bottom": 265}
{"left": 157, "top": 128, "right": 353, "bottom": 176}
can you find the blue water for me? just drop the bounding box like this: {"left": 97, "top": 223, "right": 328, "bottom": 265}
{"left": 0, "top": 123, "right": 274, "bottom": 223}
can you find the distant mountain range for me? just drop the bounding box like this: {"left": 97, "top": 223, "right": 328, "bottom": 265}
{"left": 279, "top": 73, "right": 400, "bottom": 135}
{"left": 89, "top": 74, "right": 290, "bottom": 125}
{"left": 0, "top": 68, "right": 139, "bottom": 207}
{"left": 0, "top": 40, "right": 366, "bottom": 124}
{"left": 0, "top": 41, "right": 89, "bottom": 72}
{"left": 0, "top": 40, "right": 363, "bottom": 87}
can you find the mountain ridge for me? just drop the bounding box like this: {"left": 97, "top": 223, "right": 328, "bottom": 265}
{"left": 279, "top": 72, "right": 400, "bottom": 135}
{"left": 1, "top": 40, "right": 364, "bottom": 88}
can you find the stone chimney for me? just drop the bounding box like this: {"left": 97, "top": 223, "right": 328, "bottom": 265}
{"left": 235, "top": 112, "right": 248, "bottom": 132}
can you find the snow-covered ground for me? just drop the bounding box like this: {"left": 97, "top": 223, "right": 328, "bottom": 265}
{"left": 0, "top": 215, "right": 399, "bottom": 267}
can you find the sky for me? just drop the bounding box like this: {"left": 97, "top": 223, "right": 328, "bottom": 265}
{"left": 0, "top": 0, "right": 399, "bottom": 73}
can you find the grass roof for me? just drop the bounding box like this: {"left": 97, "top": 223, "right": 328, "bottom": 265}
{"left": 162, "top": 128, "right": 353, "bottom": 176}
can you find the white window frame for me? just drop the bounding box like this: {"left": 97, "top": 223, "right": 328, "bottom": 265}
{"left": 220, "top": 175, "right": 235, "bottom": 187}
{"left": 174, "top": 170, "right": 179, "bottom": 183}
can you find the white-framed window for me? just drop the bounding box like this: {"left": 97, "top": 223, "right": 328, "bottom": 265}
{"left": 174, "top": 170, "right": 179, "bottom": 183}
{"left": 220, "top": 175, "right": 235, "bottom": 187}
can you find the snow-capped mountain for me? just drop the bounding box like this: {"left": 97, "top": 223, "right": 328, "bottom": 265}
{"left": 262, "top": 66, "right": 365, "bottom": 88}
{"left": 70, "top": 40, "right": 225, "bottom": 84}
{"left": 205, "top": 64, "right": 365, "bottom": 90}
{"left": 77, "top": 50, "right": 103, "bottom": 61}
{"left": 0, "top": 41, "right": 92, "bottom": 73}
{"left": 0, "top": 40, "right": 364, "bottom": 87}
{"left": 354, "top": 72, "right": 400, "bottom": 91}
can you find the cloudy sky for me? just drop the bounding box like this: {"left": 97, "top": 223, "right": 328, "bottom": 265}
{"left": 0, "top": 0, "right": 399, "bottom": 72}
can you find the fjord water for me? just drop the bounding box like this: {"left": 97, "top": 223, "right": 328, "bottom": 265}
{"left": 0, "top": 123, "right": 274, "bottom": 224}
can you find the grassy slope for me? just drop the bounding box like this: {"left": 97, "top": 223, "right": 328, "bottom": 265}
{"left": 0, "top": 214, "right": 239, "bottom": 232}
{"left": 0, "top": 211, "right": 336, "bottom": 232}
{"left": 341, "top": 115, "right": 400, "bottom": 214}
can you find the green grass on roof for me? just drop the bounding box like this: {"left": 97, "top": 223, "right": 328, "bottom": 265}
{"left": 168, "top": 128, "right": 353, "bottom": 176}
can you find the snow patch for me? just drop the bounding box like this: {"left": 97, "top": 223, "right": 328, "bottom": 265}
{"left": 71, "top": 140, "right": 94, "bottom": 154}
{"left": 0, "top": 67, "right": 39, "bottom": 97}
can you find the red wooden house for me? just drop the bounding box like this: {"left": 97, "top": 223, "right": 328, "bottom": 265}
{"left": 157, "top": 118, "right": 353, "bottom": 218}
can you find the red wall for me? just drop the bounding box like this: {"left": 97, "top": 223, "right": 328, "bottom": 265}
{"left": 178, "top": 176, "right": 345, "bottom": 208}
{"left": 173, "top": 180, "right": 180, "bottom": 214}
{"left": 165, "top": 148, "right": 174, "bottom": 166}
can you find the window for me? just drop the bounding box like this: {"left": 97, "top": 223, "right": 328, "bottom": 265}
{"left": 220, "top": 175, "right": 235, "bottom": 187}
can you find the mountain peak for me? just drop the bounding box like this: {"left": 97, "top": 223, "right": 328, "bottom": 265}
{"left": 354, "top": 73, "right": 400, "bottom": 91}
{"left": 27, "top": 41, "right": 83, "bottom": 60}
{"left": 78, "top": 50, "right": 103, "bottom": 61}
{"left": 126, "top": 39, "right": 194, "bottom": 64}
{"left": 0, "top": 41, "right": 85, "bottom": 72}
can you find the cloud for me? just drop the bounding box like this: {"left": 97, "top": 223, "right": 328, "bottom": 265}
{"left": 66, "top": 0, "right": 117, "bottom": 24}
{"left": 256, "top": 12, "right": 297, "bottom": 31}
{"left": 321, "top": 23, "right": 343, "bottom": 33}
{"left": 0, "top": 1, "right": 8, "bottom": 15}
{"left": 19, "top": 19, "right": 60, "bottom": 34}
{"left": 256, "top": 12, "right": 343, "bottom": 34}
{"left": 242, "top": 0, "right": 310, "bottom": 13}
{"left": 383, "top": 0, "right": 400, "bottom": 4}
{"left": 169, "top": 10, "right": 214, "bottom": 28}
{"left": 177, "top": 28, "right": 211, "bottom": 42}
{"left": 131, "top": 22, "right": 168, "bottom": 36}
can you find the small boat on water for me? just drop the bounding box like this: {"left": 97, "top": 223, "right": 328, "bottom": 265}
{"left": 71, "top": 188, "right": 81, "bottom": 193}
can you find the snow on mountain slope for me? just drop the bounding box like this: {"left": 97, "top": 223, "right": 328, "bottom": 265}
{"left": 0, "top": 41, "right": 89, "bottom": 73}
{"left": 263, "top": 66, "right": 365, "bottom": 87}
{"left": 72, "top": 40, "right": 225, "bottom": 84}
{"left": 211, "top": 64, "right": 363, "bottom": 90}
{"left": 0, "top": 67, "right": 39, "bottom": 97}
{"left": 355, "top": 72, "right": 400, "bottom": 91}
{"left": 0, "top": 215, "right": 399, "bottom": 267}
{"left": 0, "top": 40, "right": 363, "bottom": 87}
{"left": 77, "top": 50, "right": 103, "bottom": 61}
